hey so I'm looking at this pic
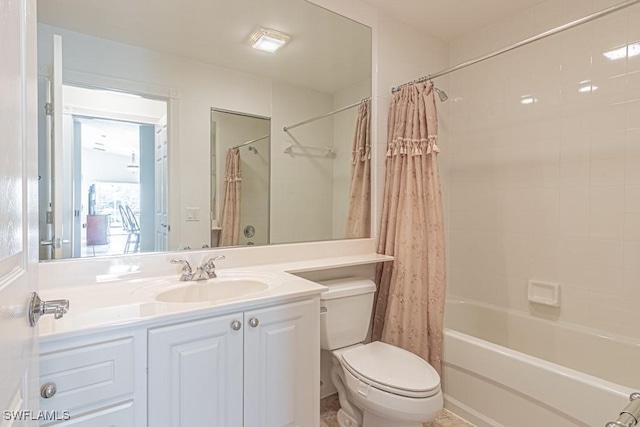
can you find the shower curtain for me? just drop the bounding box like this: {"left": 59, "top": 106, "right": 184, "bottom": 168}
{"left": 345, "top": 99, "right": 371, "bottom": 238}
{"left": 219, "top": 148, "right": 242, "bottom": 246}
{"left": 372, "top": 82, "right": 446, "bottom": 374}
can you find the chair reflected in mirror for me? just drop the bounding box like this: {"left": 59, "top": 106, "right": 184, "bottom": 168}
{"left": 118, "top": 204, "right": 140, "bottom": 254}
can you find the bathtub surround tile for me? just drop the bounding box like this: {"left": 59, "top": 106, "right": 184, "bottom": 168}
{"left": 591, "top": 158, "right": 625, "bottom": 186}
{"left": 590, "top": 186, "right": 624, "bottom": 213}
{"left": 626, "top": 186, "right": 640, "bottom": 213}
{"left": 589, "top": 213, "right": 624, "bottom": 240}
{"left": 625, "top": 213, "right": 640, "bottom": 240}
{"left": 447, "top": 1, "right": 640, "bottom": 342}
{"left": 560, "top": 187, "right": 590, "bottom": 213}
{"left": 560, "top": 161, "right": 591, "bottom": 187}
{"left": 559, "top": 214, "right": 590, "bottom": 236}
{"left": 627, "top": 129, "right": 640, "bottom": 158}
{"left": 623, "top": 241, "right": 640, "bottom": 270}
{"left": 591, "top": 130, "right": 626, "bottom": 160}
{"left": 531, "top": 235, "right": 559, "bottom": 259}
{"left": 626, "top": 157, "right": 640, "bottom": 185}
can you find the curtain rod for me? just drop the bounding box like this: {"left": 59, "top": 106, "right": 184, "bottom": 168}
{"left": 231, "top": 134, "right": 269, "bottom": 150}
{"left": 283, "top": 97, "right": 371, "bottom": 132}
{"left": 392, "top": 0, "right": 640, "bottom": 93}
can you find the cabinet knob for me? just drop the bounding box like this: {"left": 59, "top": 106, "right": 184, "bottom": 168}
{"left": 230, "top": 320, "right": 242, "bottom": 331}
{"left": 40, "top": 382, "right": 57, "bottom": 399}
{"left": 248, "top": 317, "right": 259, "bottom": 328}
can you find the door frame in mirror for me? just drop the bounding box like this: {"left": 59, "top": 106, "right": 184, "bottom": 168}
{"left": 41, "top": 69, "right": 183, "bottom": 255}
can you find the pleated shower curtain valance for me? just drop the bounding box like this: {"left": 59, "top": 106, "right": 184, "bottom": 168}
{"left": 372, "top": 81, "right": 447, "bottom": 374}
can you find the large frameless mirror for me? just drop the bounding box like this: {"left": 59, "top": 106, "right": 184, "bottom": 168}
{"left": 36, "top": 0, "right": 372, "bottom": 260}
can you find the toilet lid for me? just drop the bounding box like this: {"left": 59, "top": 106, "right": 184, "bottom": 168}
{"left": 341, "top": 342, "right": 440, "bottom": 398}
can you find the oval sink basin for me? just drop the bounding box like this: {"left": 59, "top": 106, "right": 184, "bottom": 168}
{"left": 155, "top": 272, "right": 278, "bottom": 303}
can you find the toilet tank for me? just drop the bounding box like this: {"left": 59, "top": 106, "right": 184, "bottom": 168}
{"left": 319, "top": 278, "right": 377, "bottom": 351}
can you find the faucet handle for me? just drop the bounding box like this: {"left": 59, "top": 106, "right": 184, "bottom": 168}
{"left": 171, "top": 259, "right": 194, "bottom": 281}
{"left": 202, "top": 255, "right": 225, "bottom": 267}
{"left": 171, "top": 259, "right": 193, "bottom": 275}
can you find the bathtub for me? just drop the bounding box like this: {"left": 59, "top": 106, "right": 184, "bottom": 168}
{"left": 442, "top": 298, "right": 640, "bottom": 427}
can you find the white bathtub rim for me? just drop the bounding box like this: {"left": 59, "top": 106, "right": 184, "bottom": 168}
{"left": 446, "top": 296, "right": 640, "bottom": 349}
{"left": 443, "top": 328, "right": 635, "bottom": 426}
{"left": 444, "top": 328, "right": 635, "bottom": 399}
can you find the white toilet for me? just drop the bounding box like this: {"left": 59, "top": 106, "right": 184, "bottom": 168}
{"left": 320, "top": 278, "right": 443, "bottom": 427}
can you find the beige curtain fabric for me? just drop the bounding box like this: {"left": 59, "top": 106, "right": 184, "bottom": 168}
{"left": 345, "top": 99, "right": 371, "bottom": 238}
{"left": 219, "top": 148, "right": 242, "bottom": 246}
{"left": 371, "top": 82, "right": 447, "bottom": 374}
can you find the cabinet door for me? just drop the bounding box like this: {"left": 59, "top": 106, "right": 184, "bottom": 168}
{"left": 148, "top": 313, "right": 244, "bottom": 427}
{"left": 244, "top": 299, "right": 319, "bottom": 427}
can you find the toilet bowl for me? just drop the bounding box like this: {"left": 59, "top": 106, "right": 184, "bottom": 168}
{"left": 331, "top": 342, "right": 443, "bottom": 427}
{"left": 319, "top": 278, "right": 443, "bottom": 427}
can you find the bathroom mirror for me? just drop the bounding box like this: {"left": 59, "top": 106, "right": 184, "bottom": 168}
{"left": 36, "top": 0, "right": 372, "bottom": 260}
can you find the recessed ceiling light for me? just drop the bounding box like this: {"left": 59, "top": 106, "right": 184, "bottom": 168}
{"left": 250, "top": 28, "right": 290, "bottom": 53}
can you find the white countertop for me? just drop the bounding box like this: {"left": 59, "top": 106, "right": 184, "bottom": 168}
{"left": 38, "top": 253, "right": 393, "bottom": 341}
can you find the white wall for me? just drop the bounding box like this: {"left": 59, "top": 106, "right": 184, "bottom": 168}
{"left": 82, "top": 149, "right": 139, "bottom": 185}
{"left": 270, "top": 82, "right": 335, "bottom": 244}
{"left": 447, "top": 0, "right": 640, "bottom": 339}
{"left": 373, "top": 14, "right": 451, "bottom": 242}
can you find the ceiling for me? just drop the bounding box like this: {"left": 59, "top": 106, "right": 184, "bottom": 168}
{"left": 37, "top": 0, "right": 372, "bottom": 94}
{"left": 359, "top": 0, "right": 546, "bottom": 41}
{"left": 78, "top": 118, "right": 141, "bottom": 158}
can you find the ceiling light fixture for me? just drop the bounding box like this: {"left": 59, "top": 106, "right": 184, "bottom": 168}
{"left": 250, "top": 28, "right": 290, "bottom": 53}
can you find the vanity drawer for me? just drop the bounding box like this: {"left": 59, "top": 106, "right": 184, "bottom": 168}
{"left": 42, "top": 401, "right": 134, "bottom": 427}
{"left": 40, "top": 337, "right": 134, "bottom": 413}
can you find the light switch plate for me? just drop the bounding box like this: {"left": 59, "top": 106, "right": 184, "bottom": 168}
{"left": 186, "top": 207, "right": 200, "bottom": 222}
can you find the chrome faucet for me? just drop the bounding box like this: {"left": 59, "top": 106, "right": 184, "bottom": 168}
{"left": 193, "top": 255, "right": 225, "bottom": 280}
{"left": 171, "top": 256, "right": 225, "bottom": 281}
{"left": 170, "top": 259, "right": 194, "bottom": 281}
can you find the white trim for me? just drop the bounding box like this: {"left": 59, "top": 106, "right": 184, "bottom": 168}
{"left": 62, "top": 69, "right": 178, "bottom": 100}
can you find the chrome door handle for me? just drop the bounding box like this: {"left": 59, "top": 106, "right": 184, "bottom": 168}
{"left": 40, "top": 237, "right": 62, "bottom": 249}
{"left": 248, "top": 318, "right": 259, "bottom": 328}
{"left": 29, "top": 292, "right": 69, "bottom": 327}
{"left": 230, "top": 320, "right": 242, "bottom": 331}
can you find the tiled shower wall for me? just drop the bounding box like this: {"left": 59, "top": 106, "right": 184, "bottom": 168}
{"left": 447, "top": 0, "right": 640, "bottom": 339}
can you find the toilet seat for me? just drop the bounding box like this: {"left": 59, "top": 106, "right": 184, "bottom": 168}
{"left": 340, "top": 342, "right": 440, "bottom": 398}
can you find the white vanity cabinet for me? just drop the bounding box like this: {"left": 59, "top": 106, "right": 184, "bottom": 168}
{"left": 148, "top": 298, "right": 319, "bottom": 427}
{"left": 38, "top": 330, "right": 145, "bottom": 427}
{"left": 147, "top": 312, "right": 244, "bottom": 426}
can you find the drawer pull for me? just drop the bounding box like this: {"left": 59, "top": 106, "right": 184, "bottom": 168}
{"left": 40, "top": 382, "right": 57, "bottom": 399}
